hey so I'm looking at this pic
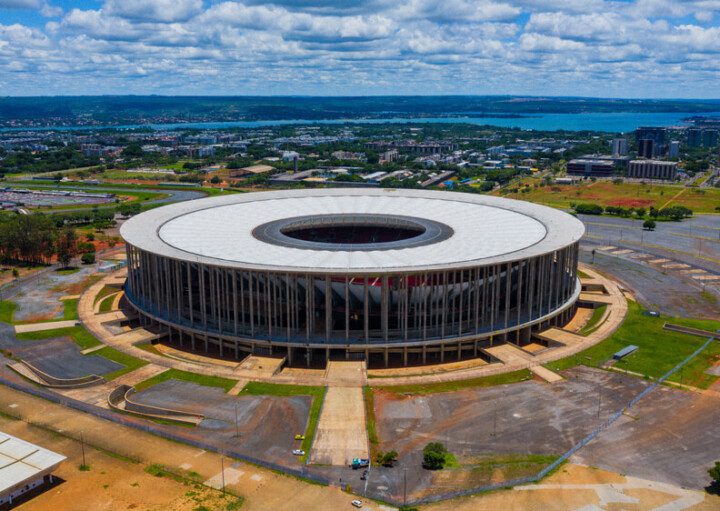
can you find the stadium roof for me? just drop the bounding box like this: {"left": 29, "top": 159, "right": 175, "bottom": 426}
{"left": 121, "top": 188, "right": 584, "bottom": 274}
{"left": 0, "top": 431, "right": 66, "bottom": 497}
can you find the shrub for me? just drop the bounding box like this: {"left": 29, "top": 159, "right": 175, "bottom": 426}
{"left": 574, "top": 203, "right": 603, "bottom": 215}
{"left": 81, "top": 252, "right": 96, "bottom": 264}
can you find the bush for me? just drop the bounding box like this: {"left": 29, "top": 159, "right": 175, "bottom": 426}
{"left": 574, "top": 203, "right": 603, "bottom": 215}
{"left": 81, "top": 252, "right": 96, "bottom": 264}
{"left": 422, "top": 442, "right": 447, "bottom": 470}
{"left": 375, "top": 450, "right": 398, "bottom": 467}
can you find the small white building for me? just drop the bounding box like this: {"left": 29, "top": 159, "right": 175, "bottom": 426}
{"left": 0, "top": 431, "right": 66, "bottom": 507}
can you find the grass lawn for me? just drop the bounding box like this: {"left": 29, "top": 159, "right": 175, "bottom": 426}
{"left": 94, "top": 284, "right": 122, "bottom": 305}
{"left": 496, "top": 180, "right": 720, "bottom": 214}
{"left": 98, "top": 293, "right": 117, "bottom": 313}
{"left": 462, "top": 453, "right": 559, "bottom": 481}
{"left": 55, "top": 267, "right": 80, "bottom": 276}
{"left": 94, "top": 346, "right": 148, "bottom": 380}
{"left": 546, "top": 300, "right": 720, "bottom": 388}
{"left": 0, "top": 300, "right": 17, "bottom": 324}
{"left": 16, "top": 325, "right": 101, "bottom": 350}
{"left": 134, "top": 368, "right": 237, "bottom": 393}
{"left": 63, "top": 298, "right": 79, "bottom": 320}
{"left": 579, "top": 305, "right": 607, "bottom": 336}
{"left": 363, "top": 386, "right": 379, "bottom": 459}
{"left": 374, "top": 369, "right": 533, "bottom": 396}
{"left": 241, "top": 382, "right": 327, "bottom": 462}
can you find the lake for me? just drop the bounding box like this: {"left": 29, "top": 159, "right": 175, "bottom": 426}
{"left": 3, "top": 111, "right": 719, "bottom": 133}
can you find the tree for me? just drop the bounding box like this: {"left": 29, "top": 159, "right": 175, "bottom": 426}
{"left": 709, "top": 461, "right": 720, "bottom": 494}
{"left": 375, "top": 450, "right": 398, "bottom": 467}
{"left": 210, "top": 175, "right": 221, "bottom": 184}
{"left": 422, "top": 442, "right": 447, "bottom": 470}
{"left": 118, "top": 202, "right": 142, "bottom": 217}
{"left": 643, "top": 219, "right": 656, "bottom": 231}
{"left": 81, "top": 252, "right": 96, "bottom": 264}
{"left": 55, "top": 228, "right": 78, "bottom": 269}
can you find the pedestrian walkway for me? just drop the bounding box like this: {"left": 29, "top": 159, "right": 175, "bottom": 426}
{"left": 14, "top": 319, "right": 79, "bottom": 333}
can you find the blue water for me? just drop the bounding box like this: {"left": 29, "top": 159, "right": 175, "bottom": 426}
{"left": 3, "top": 111, "right": 719, "bottom": 133}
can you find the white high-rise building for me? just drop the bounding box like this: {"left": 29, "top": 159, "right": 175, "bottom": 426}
{"left": 611, "top": 138, "right": 628, "bottom": 156}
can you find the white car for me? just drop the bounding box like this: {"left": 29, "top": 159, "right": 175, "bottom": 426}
{"left": 292, "top": 449, "right": 305, "bottom": 456}
{"left": 351, "top": 500, "right": 363, "bottom": 508}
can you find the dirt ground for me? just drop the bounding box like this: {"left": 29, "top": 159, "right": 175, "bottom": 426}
{"left": 0, "top": 416, "right": 242, "bottom": 511}
{"left": 425, "top": 464, "right": 720, "bottom": 511}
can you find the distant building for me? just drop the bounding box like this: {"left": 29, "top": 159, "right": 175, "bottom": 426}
{"left": 702, "top": 129, "right": 719, "bottom": 148}
{"left": 668, "top": 141, "right": 680, "bottom": 158}
{"left": 566, "top": 159, "right": 615, "bottom": 177}
{"left": 687, "top": 128, "right": 703, "bottom": 147}
{"left": 637, "top": 139, "right": 655, "bottom": 159}
{"left": 198, "top": 146, "right": 215, "bottom": 157}
{"left": 0, "top": 431, "right": 66, "bottom": 508}
{"left": 627, "top": 160, "right": 677, "bottom": 180}
{"left": 611, "top": 138, "right": 628, "bottom": 156}
{"left": 635, "top": 127, "right": 667, "bottom": 156}
{"left": 230, "top": 164, "right": 275, "bottom": 179}
{"left": 282, "top": 150, "right": 300, "bottom": 162}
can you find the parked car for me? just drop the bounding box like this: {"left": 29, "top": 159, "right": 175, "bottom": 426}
{"left": 351, "top": 458, "right": 370, "bottom": 469}
{"left": 292, "top": 449, "right": 305, "bottom": 456}
{"left": 351, "top": 500, "right": 363, "bottom": 508}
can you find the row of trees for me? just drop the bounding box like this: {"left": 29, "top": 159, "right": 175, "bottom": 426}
{"left": 574, "top": 203, "right": 693, "bottom": 221}
{"left": 0, "top": 214, "right": 88, "bottom": 267}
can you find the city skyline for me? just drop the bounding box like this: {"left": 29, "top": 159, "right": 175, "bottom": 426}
{"left": 1, "top": 0, "right": 720, "bottom": 98}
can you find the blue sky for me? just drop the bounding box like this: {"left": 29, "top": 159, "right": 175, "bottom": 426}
{"left": 1, "top": 0, "right": 720, "bottom": 97}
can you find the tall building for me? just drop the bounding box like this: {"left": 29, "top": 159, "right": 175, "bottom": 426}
{"left": 635, "top": 127, "right": 666, "bottom": 156}
{"left": 627, "top": 160, "right": 678, "bottom": 180}
{"left": 611, "top": 138, "right": 628, "bottom": 156}
{"left": 702, "top": 130, "right": 719, "bottom": 148}
{"left": 637, "top": 139, "right": 655, "bottom": 159}
{"left": 668, "top": 141, "right": 680, "bottom": 159}
{"left": 688, "top": 128, "right": 703, "bottom": 147}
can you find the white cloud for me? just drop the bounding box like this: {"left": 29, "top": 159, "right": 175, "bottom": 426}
{"left": 1, "top": 0, "right": 719, "bottom": 97}
{"left": 104, "top": 0, "right": 203, "bottom": 23}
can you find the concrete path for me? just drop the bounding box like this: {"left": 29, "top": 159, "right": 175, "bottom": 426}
{"left": 309, "top": 386, "right": 369, "bottom": 466}
{"left": 310, "top": 361, "right": 368, "bottom": 466}
{"left": 486, "top": 344, "right": 563, "bottom": 383}
{"left": 57, "top": 363, "right": 168, "bottom": 408}
{"left": 14, "top": 320, "right": 79, "bottom": 333}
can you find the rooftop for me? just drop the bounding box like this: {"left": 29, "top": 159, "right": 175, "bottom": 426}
{"left": 121, "top": 188, "right": 585, "bottom": 273}
{"left": 0, "top": 431, "right": 66, "bottom": 496}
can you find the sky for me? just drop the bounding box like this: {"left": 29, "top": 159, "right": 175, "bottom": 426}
{"left": 1, "top": 0, "right": 720, "bottom": 97}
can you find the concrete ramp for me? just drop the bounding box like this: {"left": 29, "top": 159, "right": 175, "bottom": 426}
{"left": 309, "top": 386, "right": 368, "bottom": 466}
{"left": 485, "top": 344, "right": 563, "bottom": 383}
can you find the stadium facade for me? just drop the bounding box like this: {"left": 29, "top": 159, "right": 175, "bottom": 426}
{"left": 120, "top": 189, "right": 584, "bottom": 367}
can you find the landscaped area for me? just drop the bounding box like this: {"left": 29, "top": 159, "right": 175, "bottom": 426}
{"left": 134, "top": 368, "right": 238, "bottom": 393}
{"left": 497, "top": 180, "right": 720, "bottom": 214}
{"left": 545, "top": 300, "right": 720, "bottom": 388}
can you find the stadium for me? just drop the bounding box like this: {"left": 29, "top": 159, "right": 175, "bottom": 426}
{"left": 120, "top": 189, "right": 584, "bottom": 368}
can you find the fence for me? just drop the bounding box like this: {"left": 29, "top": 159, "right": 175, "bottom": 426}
{"left": 1, "top": 330, "right": 717, "bottom": 507}
{"left": 390, "top": 330, "right": 719, "bottom": 507}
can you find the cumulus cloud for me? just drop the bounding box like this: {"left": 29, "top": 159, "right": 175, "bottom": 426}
{"left": 0, "top": 0, "right": 719, "bottom": 97}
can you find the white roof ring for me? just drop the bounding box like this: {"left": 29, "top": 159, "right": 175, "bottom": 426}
{"left": 120, "top": 188, "right": 585, "bottom": 274}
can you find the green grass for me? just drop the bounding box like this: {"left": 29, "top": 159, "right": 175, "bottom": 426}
{"left": 579, "top": 305, "right": 607, "bottom": 336}
{"left": 63, "top": 298, "right": 79, "bottom": 320}
{"left": 134, "top": 368, "right": 237, "bottom": 393}
{"left": 94, "top": 284, "right": 122, "bottom": 305}
{"left": 363, "top": 386, "right": 379, "bottom": 453}
{"left": 241, "top": 382, "right": 326, "bottom": 462}
{"left": 98, "top": 293, "right": 116, "bottom": 313}
{"left": 55, "top": 267, "right": 80, "bottom": 276}
{"left": 16, "top": 325, "right": 101, "bottom": 350}
{"left": 462, "top": 453, "right": 559, "bottom": 480}
{"left": 375, "top": 369, "right": 533, "bottom": 396}
{"left": 0, "top": 300, "right": 17, "bottom": 324}
{"left": 94, "top": 346, "right": 148, "bottom": 380}
{"left": 576, "top": 269, "right": 591, "bottom": 279}
{"left": 545, "top": 300, "right": 720, "bottom": 388}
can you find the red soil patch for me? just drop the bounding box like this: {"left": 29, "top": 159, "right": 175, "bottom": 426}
{"left": 606, "top": 198, "right": 655, "bottom": 208}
